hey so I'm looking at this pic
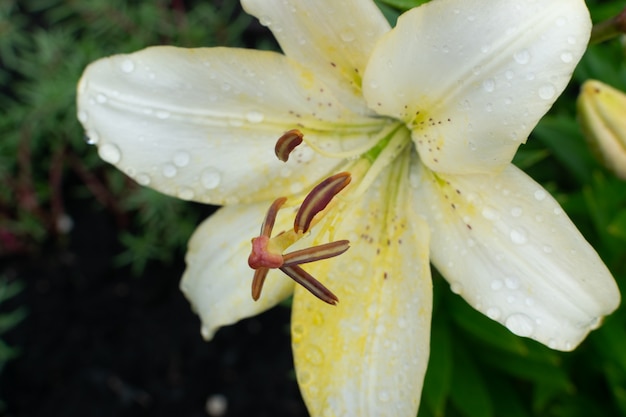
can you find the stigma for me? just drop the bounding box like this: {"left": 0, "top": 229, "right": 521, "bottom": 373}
{"left": 247, "top": 172, "right": 352, "bottom": 305}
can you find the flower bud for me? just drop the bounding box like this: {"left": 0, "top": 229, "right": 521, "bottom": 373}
{"left": 577, "top": 80, "right": 626, "bottom": 180}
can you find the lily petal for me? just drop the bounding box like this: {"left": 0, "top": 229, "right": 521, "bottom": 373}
{"left": 412, "top": 161, "right": 620, "bottom": 351}
{"left": 292, "top": 157, "right": 432, "bottom": 416}
{"left": 363, "top": 0, "right": 590, "bottom": 175}
{"left": 181, "top": 202, "right": 296, "bottom": 340}
{"left": 77, "top": 46, "right": 381, "bottom": 205}
{"left": 242, "top": 0, "right": 390, "bottom": 114}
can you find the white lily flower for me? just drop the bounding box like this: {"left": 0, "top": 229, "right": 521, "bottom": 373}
{"left": 76, "top": 0, "right": 621, "bottom": 415}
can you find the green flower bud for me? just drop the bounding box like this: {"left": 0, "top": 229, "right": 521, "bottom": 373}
{"left": 578, "top": 80, "right": 626, "bottom": 180}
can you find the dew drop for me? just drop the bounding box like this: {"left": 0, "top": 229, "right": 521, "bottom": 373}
{"left": 135, "top": 173, "right": 151, "bottom": 186}
{"left": 485, "top": 103, "right": 493, "bottom": 112}
{"left": 505, "top": 70, "right": 514, "bottom": 80}
{"left": 120, "top": 59, "right": 135, "bottom": 73}
{"left": 542, "top": 245, "right": 553, "bottom": 253}
{"left": 491, "top": 280, "right": 503, "bottom": 290}
{"left": 510, "top": 206, "right": 522, "bottom": 217}
{"left": 505, "top": 313, "right": 534, "bottom": 337}
{"left": 534, "top": 189, "right": 546, "bottom": 201}
{"left": 340, "top": 31, "right": 355, "bottom": 42}
{"left": 77, "top": 110, "right": 88, "bottom": 123}
{"left": 378, "top": 391, "right": 391, "bottom": 403}
{"left": 96, "top": 93, "right": 108, "bottom": 103}
{"left": 505, "top": 276, "right": 520, "bottom": 290}
{"left": 173, "top": 151, "right": 190, "bottom": 167}
{"left": 304, "top": 345, "right": 324, "bottom": 365}
{"left": 481, "top": 206, "right": 500, "bottom": 220}
{"left": 482, "top": 78, "right": 495, "bottom": 92}
{"left": 560, "top": 52, "right": 573, "bottom": 63}
{"left": 162, "top": 164, "right": 177, "bottom": 178}
{"left": 259, "top": 15, "right": 272, "bottom": 26}
{"left": 555, "top": 16, "right": 566, "bottom": 26}
{"left": 538, "top": 84, "right": 556, "bottom": 100}
{"left": 201, "top": 168, "right": 221, "bottom": 189}
{"left": 98, "top": 143, "right": 121, "bottom": 164}
{"left": 513, "top": 49, "right": 530, "bottom": 64}
{"left": 450, "top": 282, "right": 463, "bottom": 294}
{"left": 487, "top": 307, "right": 501, "bottom": 319}
{"left": 245, "top": 111, "right": 264, "bottom": 123}
{"left": 510, "top": 228, "right": 528, "bottom": 244}
{"left": 178, "top": 188, "right": 194, "bottom": 200}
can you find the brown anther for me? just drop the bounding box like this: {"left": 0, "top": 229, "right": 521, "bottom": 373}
{"left": 281, "top": 265, "right": 339, "bottom": 305}
{"left": 260, "top": 197, "right": 286, "bottom": 237}
{"left": 282, "top": 240, "right": 350, "bottom": 266}
{"left": 251, "top": 268, "right": 269, "bottom": 301}
{"left": 275, "top": 129, "right": 304, "bottom": 162}
{"left": 294, "top": 172, "right": 351, "bottom": 234}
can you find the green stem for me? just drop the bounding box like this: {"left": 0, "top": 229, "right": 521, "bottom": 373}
{"left": 589, "top": 6, "right": 626, "bottom": 45}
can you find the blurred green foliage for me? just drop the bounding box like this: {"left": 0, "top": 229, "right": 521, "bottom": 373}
{"left": 1, "top": 0, "right": 625, "bottom": 416}
{"left": 0, "top": 0, "right": 258, "bottom": 271}
{"left": 0, "top": 277, "right": 26, "bottom": 412}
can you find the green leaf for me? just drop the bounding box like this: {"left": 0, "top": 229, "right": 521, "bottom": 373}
{"left": 532, "top": 115, "right": 597, "bottom": 185}
{"left": 449, "top": 345, "right": 494, "bottom": 417}
{"left": 447, "top": 293, "right": 528, "bottom": 356}
{"left": 422, "top": 314, "right": 453, "bottom": 417}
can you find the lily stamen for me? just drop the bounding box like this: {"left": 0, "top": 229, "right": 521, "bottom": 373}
{"left": 247, "top": 173, "right": 352, "bottom": 304}
{"left": 294, "top": 172, "right": 351, "bottom": 234}
{"left": 275, "top": 129, "right": 304, "bottom": 162}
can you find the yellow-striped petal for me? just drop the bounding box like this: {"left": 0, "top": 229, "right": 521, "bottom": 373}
{"left": 292, "top": 156, "right": 432, "bottom": 416}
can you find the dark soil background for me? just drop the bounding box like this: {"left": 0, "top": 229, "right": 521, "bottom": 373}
{"left": 0, "top": 199, "right": 308, "bottom": 417}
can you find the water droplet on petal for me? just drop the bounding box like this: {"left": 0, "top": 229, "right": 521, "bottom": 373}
{"left": 173, "top": 151, "right": 190, "bottom": 167}
{"left": 510, "top": 206, "right": 523, "bottom": 217}
{"left": 245, "top": 111, "right": 264, "bottom": 123}
{"left": 513, "top": 49, "right": 530, "bottom": 64}
{"left": 121, "top": 59, "right": 135, "bottom": 73}
{"left": 481, "top": 206, "right": 500, "bottom": 220}
{"left": 304, "top": 345, "right": 324, "bottom": 365}
{"left": 201, "top": 168, "right": 221, "bottom": 189}
{"left": 378, "top": 391, "right": 391, "bottom": 403}
{"left": 505, "top": 276, "right": 520, "bottom": 289}
{"left": 491, "top": 280, "right": 503, "bottom": 290}
{"left": 560, "top": 52, "right": 573, "bottom": 63}
{"left": 450, "top": 282, "right": 463, "bottom": 294}
{"left": 98, "top": 143, "right": 121, "bottom": 164}
{"left": 487, "top": 307, "right": 501, "bottom": 319}
{"left": 340, "top": 31, "right": 355, "bottom": 42}
{"left": 482, "top": 78, "right": 495, "bottom": 92}
{"left": 136, "top": 173, "right": 151, "bottom": 186}
{"left": 534, "top": 189, "right": 546, "bottom": 201}
{"left": 510, "top": 227, "right": 528, "bottom": 244}
{"left": 96, "top": 93, "right": 108, "bottom": 103}
{"left": 77, "top": 110, "right": 88, "bottom": 123}
{"left": 555, "top": 16, "right": 566, "bottom": 26}
{"left": 505, "top": 313, "right": 534, "bottom": 337}
{"left": 538, "top": 84, "right": 556, "bottom": 100}
{"left": 162, "top": 164, "right": 177, "bottom": 178}
{"left": 178, "top": 188, "right": 194, "bottom": 200}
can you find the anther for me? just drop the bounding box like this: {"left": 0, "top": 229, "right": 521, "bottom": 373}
{"left": 294, "top": 172, "right": 351, "bottom": 234}
{"left": 275, "top": 129, "right": 304, "bottom": 162}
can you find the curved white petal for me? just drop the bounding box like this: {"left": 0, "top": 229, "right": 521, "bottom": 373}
{"left": 77, "top": 46, "right": 383, "bottom": 204}
{"left": 242, "top": 0, "right": 390, "bottom": 114}
{"left": 180, "top": 202, "right": 296, "bottom": 340}
{"left": 363, "top": 0, "right": 591, "bottom": 174}
{"left": 411, "top": 161, "right": 620, "bottom": 351}
{"left": 292, "top": 157, "right": 432, "bottom": 417}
